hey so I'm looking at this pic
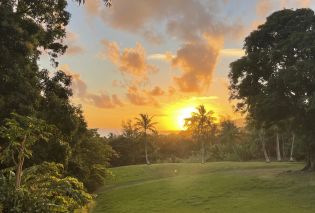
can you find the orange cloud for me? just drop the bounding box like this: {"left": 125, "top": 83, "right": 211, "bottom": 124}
{"left": 112, "top": 80, "right": 126, "bottom": 88}
{"left": 126, "top": 85, "right": 160, "bottom": 107}
{"left": 85, "top": 0, "right": 102, "bottom": 15}
{"left": 149, "top": 86, "right": 164, "bottom": 96}
{"left": 256, "top": 0, "right": 311, "bottom": 18}
{"left": 244, "top": 0, "right": 313, "bottom": 43}
{"left": 256, "top": 0, "right": 274, "bottom": 17}
{"left": 88, "top": 93, "right": 124, "bottom": 108}
{"left": 99, "top": 0, "right": 226, "bottom": 41}
{"left": 168, "top": 87, "right": 176, "bottom": 96}
{"left": 59, "top": 64, "right": 124, "bottom": 109}
{"left": 97, "top": 0, "right": 246, "bottom": 42}
{"left": 112, "top": 94, "right": 124, "bottom": 106}
{"left": 255, "top": 0, "right": 311, "bottom": 21}
{"left": 67, "top": 46, "right": 85, "bottom": 55}
{"left": 65, "top": 31, "right": 85, "bottom": 56}
{"left": 66, "top": 31, "right": 79, "bottom": 42}
{"left": 220, "top": 49, "right": 245, "bottom": 57}
{"left": 281, "top": 0, "right": 311, "bottom": 8}
{"left": 100, "top": 40, "right": 158, "bottom": 78}
{"left": 99, "top": 39, "right": 120, "bottom": 63}
{"left": 59, "top": 64, "right": 87, "bottom": 97}
{"left": 171, "top": 36, "right": 224, "bottom": 93}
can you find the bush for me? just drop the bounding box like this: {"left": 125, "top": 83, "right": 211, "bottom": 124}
{"left": 0, "top": 162, "right": 92, "bottom": 213}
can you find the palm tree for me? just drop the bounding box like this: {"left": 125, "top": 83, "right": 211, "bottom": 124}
{"left": 135, "top": 114, "right": 157, "bottom": 165}
{"left": 219, "top": 119, "right": 241, "bottom": 158}
{"left": 185, "top": 105, "right": 216, "bottom": 164}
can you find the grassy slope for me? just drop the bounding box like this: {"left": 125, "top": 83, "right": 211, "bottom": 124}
{"left": 93, "top": 162, "right": 315, "bottom": 213}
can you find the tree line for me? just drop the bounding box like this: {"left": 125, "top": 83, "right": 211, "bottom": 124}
{"left": 108, "top": 105, "right": 303, "bottom": 167}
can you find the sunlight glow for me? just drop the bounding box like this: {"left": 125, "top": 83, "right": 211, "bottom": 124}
{"left": 177, "top": 107, "right": 196, "bottom": 130}
{"left": 160, "top": 97, "right": 224, "bottom": 131}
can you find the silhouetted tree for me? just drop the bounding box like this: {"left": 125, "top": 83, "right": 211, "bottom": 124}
{"left": 135, "top": 114, "right": 157, "bottom": 165}
{"left": 229, "top": 8, "right": 315, "bottom": 170}
{"left": 218, "top": 119, "right": 241, "bottom": 159}
{"left": 185, "top": 105, "right": 216, "bottom": 164}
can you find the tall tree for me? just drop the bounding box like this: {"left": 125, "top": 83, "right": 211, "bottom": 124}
{"left": 185, "top": 105, "right": 216, "bottom": 164}
{"left": 0, "top": 0, "right": 111, "bottom": 124}
{"left": 0, "top": 0, "right": 70, "bottom": 123}
{"left": 135, "top": 114, "right": 157, "bottom": 165}
{"left": 229, "top": 9, "right": 315, "bottom": 170}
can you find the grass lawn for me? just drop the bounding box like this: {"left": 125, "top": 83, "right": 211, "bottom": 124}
{"left": 93, "top": 162, "right": 315, "bottom": 213}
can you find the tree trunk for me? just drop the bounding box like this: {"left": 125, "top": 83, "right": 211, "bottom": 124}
{"left": 310, "top": 147, "right": 315, "bottom": 171}
{"left": 144, "top": 133, "right": 150, "bottom": 165}
{"left": 276, "top": 132, "right": 281, "bottom": 161}
{"left": 302, "top": 151, "right": 311, "bottom": 171}
{"left": 281, "top": 135, "right": 286, "bottom": 160}
{"left": 302, "top": 147, "right": 315, "bottom": 171}
{"left": 262, "top": 139, "right": 270, "bottom": 163}
{"left": 15, "top": 135, "right": 26, "bottom": 189}
{"left": 290, "top": 133, "right": 295, "bottom": 162}
{"left": 311, "top": 155, "right": 315, "bottom": 171}
{"left": 201, "top": 140, "right": 205, "bottom": 164}
{"left": 260, "top": 129, "right": 270, "bottom": 163}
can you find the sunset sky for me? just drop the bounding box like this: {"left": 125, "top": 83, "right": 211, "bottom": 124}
{"left": 40, "top": 0, "right": 314, "bottom": 133}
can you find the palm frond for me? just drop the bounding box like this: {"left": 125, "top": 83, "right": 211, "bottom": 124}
{"left": 134, "top": 113, "right": 157, "bottom": 134}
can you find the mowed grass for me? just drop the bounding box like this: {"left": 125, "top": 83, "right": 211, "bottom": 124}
{"left": 93, "top": 162, "right": 315, "bottom": 213}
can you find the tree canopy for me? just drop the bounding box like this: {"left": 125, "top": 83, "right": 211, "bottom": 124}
{"left": 0, "top": 0, "right": 115, "bottom": 211}
{"left": 229, "top": 8, "right": 315, "bottom": 170}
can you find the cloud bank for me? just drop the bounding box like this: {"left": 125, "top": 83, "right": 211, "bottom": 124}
{"left": 91, "top": 0, "right": 240, "bottom": 93}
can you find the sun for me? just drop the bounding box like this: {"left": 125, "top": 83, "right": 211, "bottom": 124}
{"left": 177, "top": 106, "right": 196, "bottom": 130}
{"left": 162, "top": 99, "right": 218, "bottom": 131}
{"left": 161, "top": 104, "right": 197, "bottom": 131}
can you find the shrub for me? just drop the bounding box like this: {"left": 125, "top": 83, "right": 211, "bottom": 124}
{"left": 0, "top": 162, "right": 92, "bottom": 213}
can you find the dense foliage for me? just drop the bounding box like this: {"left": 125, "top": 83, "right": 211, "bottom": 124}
{"left": 0, "top": 162, "right": 92, "bottom": 212}
{"left": 229, "top": 8, "right": 315, "bottom": 170}
{"left": 0, "top": 0, "right": 113, "bottom": 212}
